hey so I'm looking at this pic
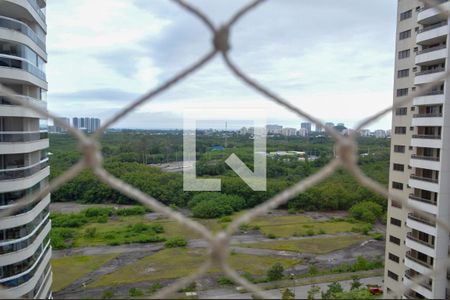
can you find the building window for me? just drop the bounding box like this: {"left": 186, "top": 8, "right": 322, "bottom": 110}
{"left": 398, "top": 49, "right": 411, "bottom": 59}
{"left": 390, "top": 235, "right": 401, "bottom": 245}
{"left": 395, "top": 107, "right": 408, "bottom": 115}
{"left": 389, "top": 253, "right": 400, "bottom": 263}
{"left": 400, "top": 9, "right": 412, "bottom": 21}
{"left": 394, "top": 145, "right": 405, "bottom": 153}
{"left": 399, "top": 30, "right": 412, "bottom": 40}
{"left": 393, "top": 164, "right": 405, "bottom": 172}
{"left": 392, "top": 182, "right": 404, "bottom": 190}
{"left": 390, "top": 218, "right": 402, "bottom": 227}
{"left": 388, "top": 270, "right": 399, "bottom": 281}
{"left": 397, "top": 69, "right": 409, "bottom": 78}
{"left": 395, "top": 127, "right": 407, "bottom": 134}
{"left": 391, "top": 200, "right": 402, "bottom": 208}
{"left": 397, "top": 88, "right": 408, "bottom": 97}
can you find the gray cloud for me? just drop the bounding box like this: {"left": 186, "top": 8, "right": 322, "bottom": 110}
{"left": 50, "top": 88, "right": 141, "bottom": 102}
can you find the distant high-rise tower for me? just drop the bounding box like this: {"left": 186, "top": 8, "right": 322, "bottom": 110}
{"left": 385, "top": 1, "right": 449, "bottom": 299}
{"left": 0, "top": 0, "right": 52, "bottom": 298}
{"left": 73, "top": 117, "right": 79, "bottom": 129}
{"left": 300, "top": 122, "right": 312, "bottom": 133}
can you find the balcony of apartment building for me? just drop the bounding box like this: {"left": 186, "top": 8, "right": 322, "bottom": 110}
{"left": 405, "top": 249, "right": 435, "bottom": 276}
{"left": 415, "top": 62, "right": 446, "bottom": 85}
{"left": 404, "top": 289, "right": 426, "bottom": 299}
{"left": 0, "top": 54, "right": 47, "bottom": 89}
{"left": 407, "top": 211, "right": 437, "bottom": 236}
{"left": 0, "top": 16, "right": 46, "bottom": 55}
{"left": 411, "top": 147, "right": 441, "bottom": 171}
{"left": 417, "top": 18, "right": 449, "bottom": 45}
{"left": 414, "top": 84, "right": 445, "bottom": 106}
{"left": 408, "top": 188, "right": 438, "bottom": 214}
{"left": 412, "top": 104, "right": 444, "bottom": 127}
{"left": 418, "top": 0, "right": 450, "bottom": 24}
{"left": 403, "top": 269, "right": 434, "bottom": 298}
{"left": 0, "top": 238, "right": 51, "bottom": 296}
{"left": 0, "top": 152, "right": 49, "bottom": 194}
{"left": 0, "top": 117, "right": 48, "bottom": 154}
{"left": 412, "top": 126, "right": 443, "bottom": 148}
{"left": 0, "top": 153, "right": 48, "bottom": 181}
{"left": 406, "top": 228, "right": 437, "bottom": 258}
{"left": 0, "top": 0, "right": 46, "bottom": 33}
{"left": 0, "top": 83, "right": 47, "bottom": 119}
{"left": 416, "top": 41, "right": 447, "bottom": 66}
{"left": 411, "top": 168, "right": 439, "bottom": 183}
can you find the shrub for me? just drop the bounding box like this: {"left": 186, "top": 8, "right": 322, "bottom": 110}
{"left": 148, "top": 283, "right": 162, "bottom": 294}
{"left": 267, "top": 263, "right": 284, "bottom": 281}
{"left": 179, "top": 282, "right": 197, "bottom": 293}
{"left": 84, "top": 227, "right": 97, "bottom": 238}
{"left": 102, "top": 290, "right": 114, "bottom": 299}
{"left": 287, "top": 208, "right": 296, "bottom": 215}
{"left": 51, "top": 213, "right": 87, "bottom": 228}
{"left": 128, "top": 288, "right": 144, "bottom": 297}
{"left": 306, "top": 229, "right": 315, "bottom": 236}
{"left": 373, "top": 233, "right": 384, "bottom": 240}
{"left": 318, "top": 228, "right": 326, "bottom": 235}
{"left": 189, "top": 193, "right": 246, "bottom": 218}
{"left": 117, "top": 206, "right": 146, "bottom": 216}
{"left": 217, "top": 276, "right": 234, "bottom": 285}
{"left": 165, "top": 237, "right": 187, "bottom": 248}
{"left": 51, "top": 228, "right": 76, "bottom": 249}
{"left": 151, "top": 224, "right": 164, "bottom": 234}
{"left": 349, "top": 201, "right": 383, "bottom": 224}
{"left": 218, "top": 216, "right": 232, "bottom": 223}
{"left": 83, "top": 207, "right": 113, "bottom": 218}
{"left": 267, "top": 233, "right": 277, "bottom": 239}
{"left": 308, "top": 265, "right": 319, "bottom": 276}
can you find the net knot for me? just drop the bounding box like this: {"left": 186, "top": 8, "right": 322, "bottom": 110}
{"left": 79, "top": 139, "right": 103, "bottom": 168}
{"left": 213, "top": 26, "right": 230, "bottom": 53}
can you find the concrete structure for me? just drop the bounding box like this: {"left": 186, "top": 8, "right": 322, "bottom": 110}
{"left": 71, "top": 117, "right": 101, "bottom": 133}
{"left": 0, "top": 0, "right": 52, "bottom": 298}
{"left": 281, "top": 127, "right": 297, "bottom": 137}
{"left": 266, "top": 124, "right": 282, "bottom": 135}
{"left": 374, "top": 129, "right": 387, "bottom": 139}
{"left": 385, "top": 1, "right": 450, "bottom": 298}
{"left": 300, "top": 122, "right": 312, "bottom": 133}
{"left": 298, "top": 128, "right": 308, "bottom": 137}
{"left": 360, "top": 129, "right": 372, "bottom": 137}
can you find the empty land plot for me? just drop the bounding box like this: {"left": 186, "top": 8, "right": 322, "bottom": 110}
{"left": 52, "top": 254, "right": 118, "bottom": 292}
{"left": 236, "top": 235, "right": 369, "bottom": 254}
{"left": 89, "top": 248, "right": 302, "bottom": 287}
{"left": 250, "top": 215, "right": 363, "bottom": 238}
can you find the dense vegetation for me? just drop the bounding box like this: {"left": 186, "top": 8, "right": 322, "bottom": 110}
{"left": 49, "top": 132, "right": 390, "bottom": 217}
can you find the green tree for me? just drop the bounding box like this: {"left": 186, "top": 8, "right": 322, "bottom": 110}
{"left": 267, "top": 263, "right": 284, "bottom": 281}
{"left": 282, "top": 288, "right": 295, "bottom": 300}
{"left": 307, "top": 285, "right": 321, "bottom": 300}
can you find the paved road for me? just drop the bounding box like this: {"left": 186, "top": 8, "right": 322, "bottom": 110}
{"left": 198, "top": 276, "right": 384, "bottom": 299}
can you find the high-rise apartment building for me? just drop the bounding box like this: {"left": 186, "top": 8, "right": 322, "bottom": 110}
{"left": 385, "top": 1, "right": 450, "bottom": 298}
{"left": 0, "top": 0, "right": 52, "bottom": 298}
{"left": 300, "top": 122, "right": 312, "bottom": 133}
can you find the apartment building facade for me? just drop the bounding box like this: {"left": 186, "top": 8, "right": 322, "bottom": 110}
{"left": 0, "top": 0, "right": 52, "bottom": 298}
{"left": 385, "top": 0, "right": 450, "bottom": 298}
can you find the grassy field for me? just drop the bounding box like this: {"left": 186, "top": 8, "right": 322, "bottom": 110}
{"left": 55, "top": 210, "right": 362, "bottom": 248}
{"left": 51, "top": 254, "right": 118, "bottom": 292}
{"left": 89, "top": 248, "right": 302, "bottom": 288}
{"left": 249, "top": 215, "right": 362, "bottom": 238}
{"left": 236, "top": 235, "right": 369, "bottom": 254}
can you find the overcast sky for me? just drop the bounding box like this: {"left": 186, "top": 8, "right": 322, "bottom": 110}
{"left": 46, "top": 0, "right": 397, "bottom": 130}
